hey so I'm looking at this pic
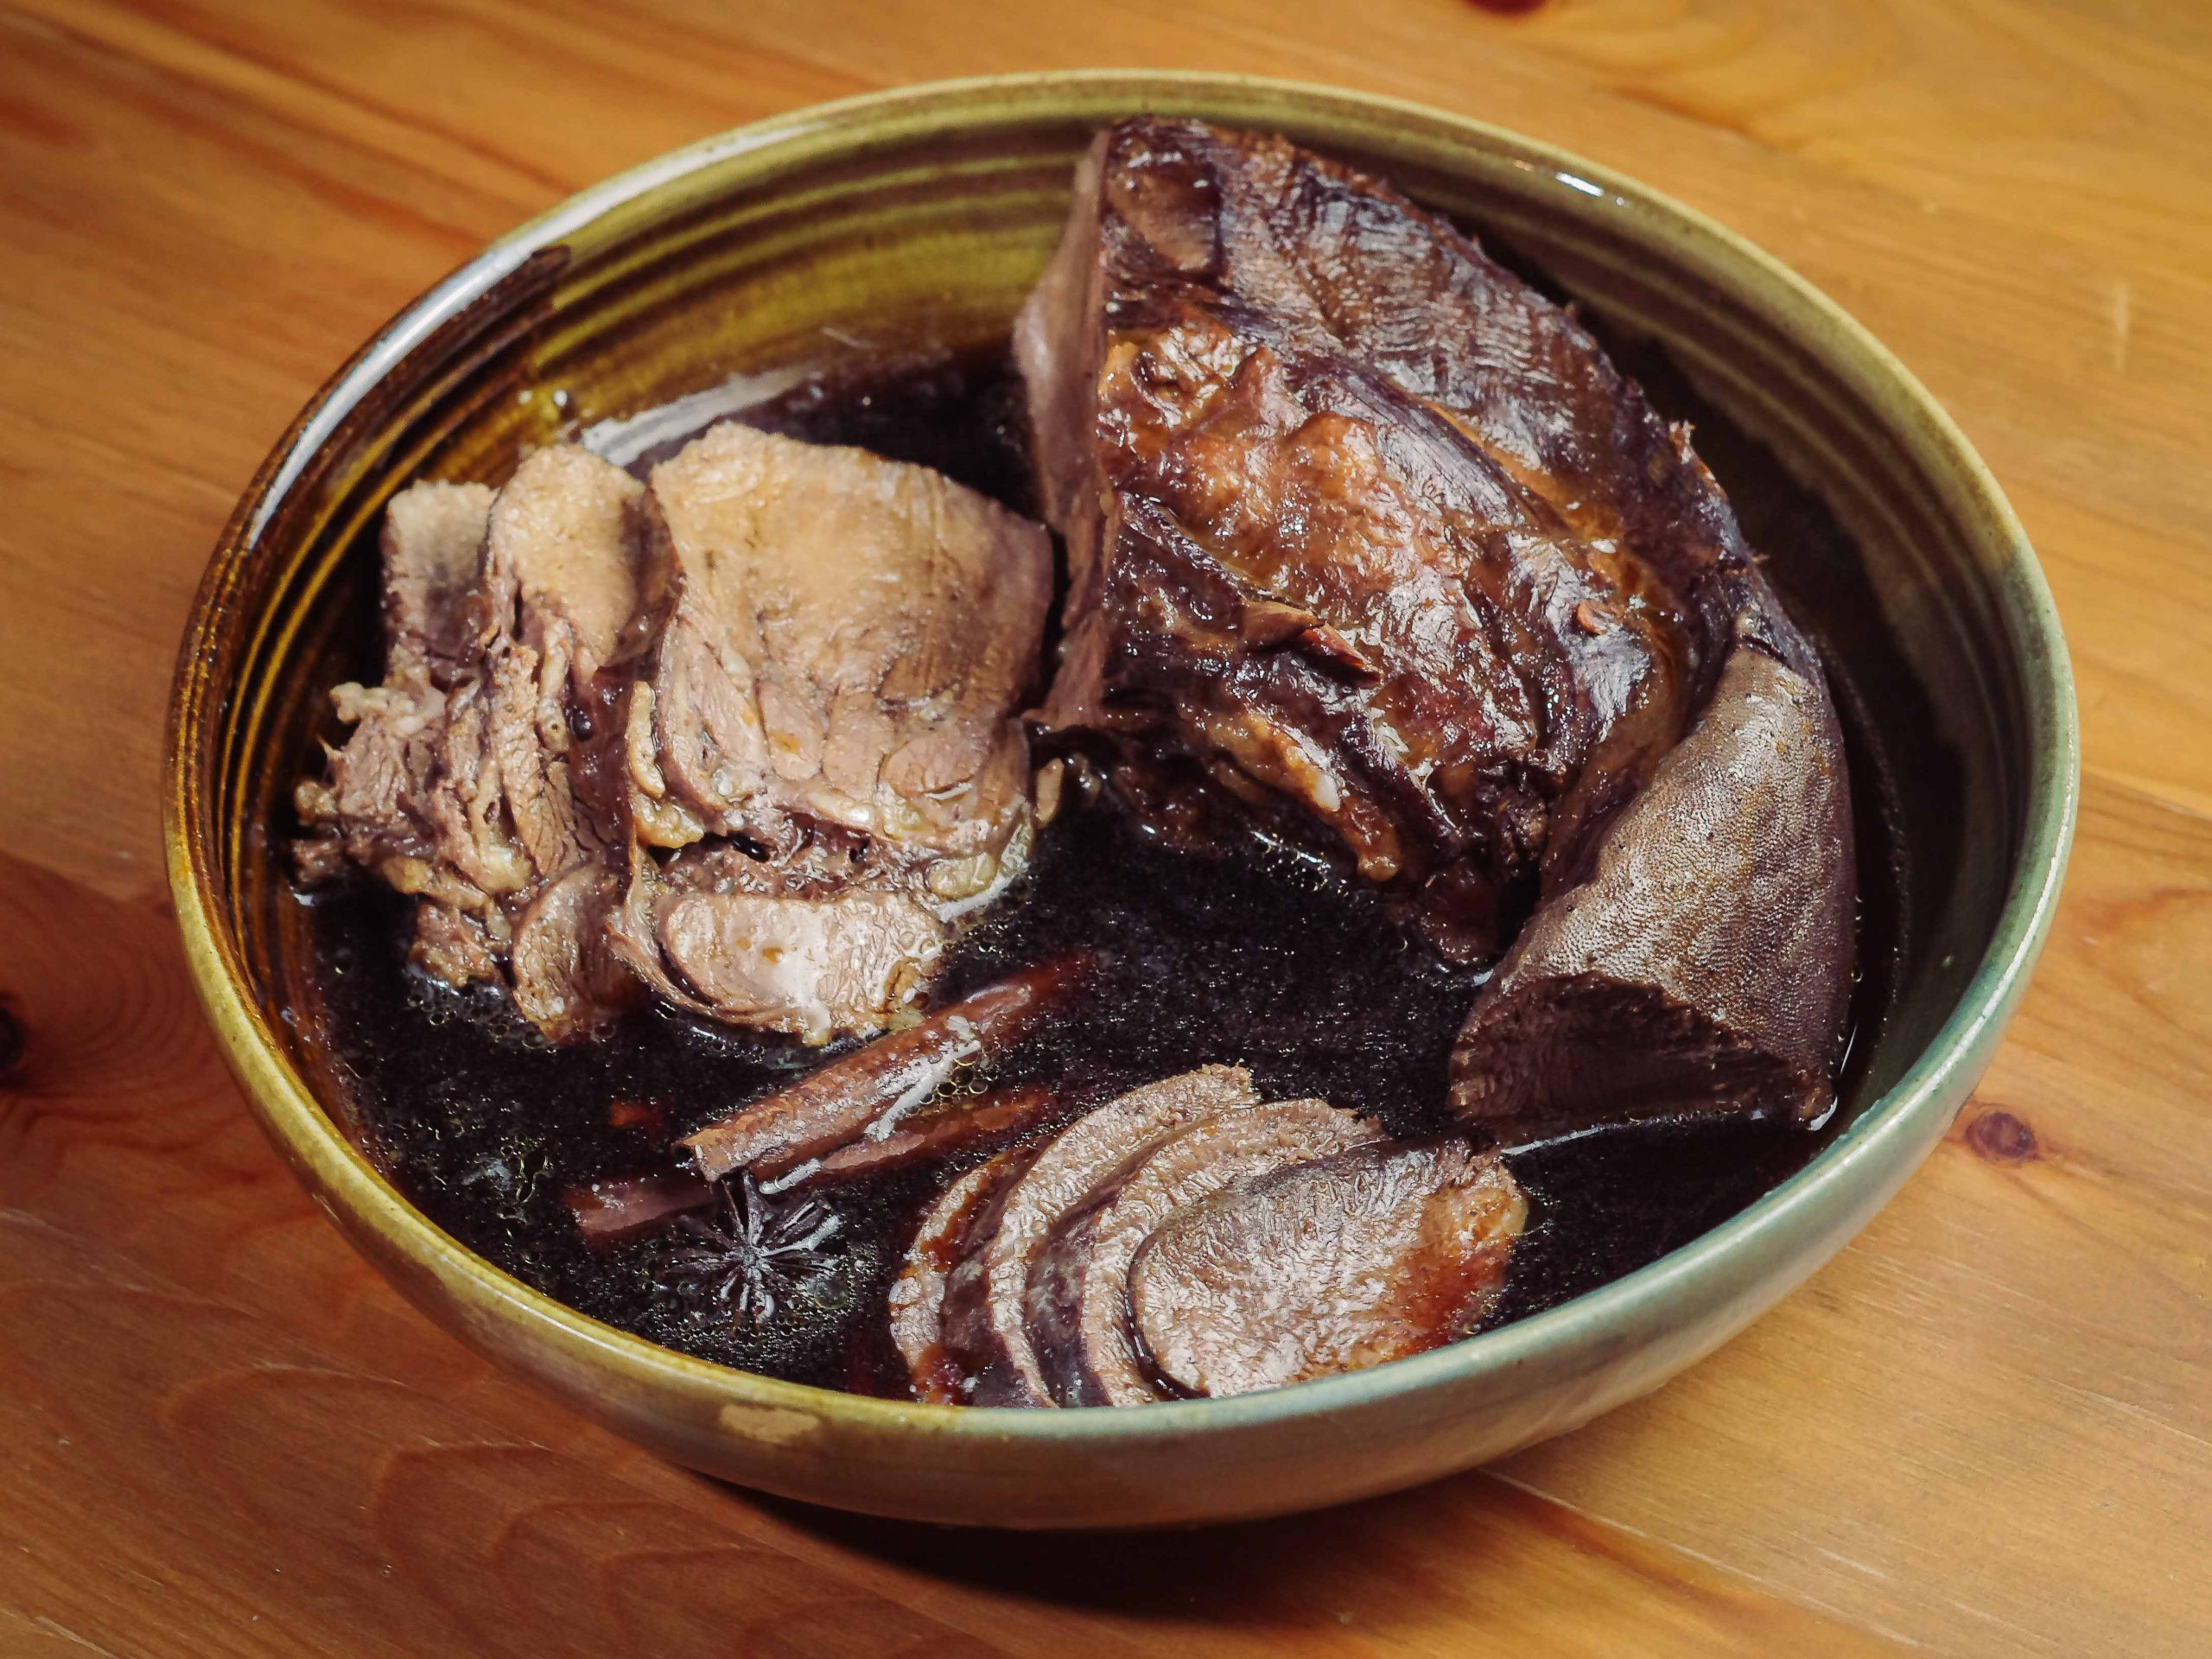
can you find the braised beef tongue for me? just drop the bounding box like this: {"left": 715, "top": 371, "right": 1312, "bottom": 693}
{"left": 1019, "top": 118, "right": 1697, "bottom": 961}
{"left": 296, "top": 448, "right": 652, "bottom": 1040}
{"left": 892, "top": 1148, "right": 1035, "bottom": 1405}
{"left": 1027, "top": 1096, "right": 1383, "bottom": 1407}
{"left": 938, "top": 1064, "right": 1262, "bottom": 1406}
{"left": 607, "top": 422, "right": 1055, "bottom": 1037}
{"left": 1452, "top": 635, "right": 1854, "bottom": 1135}
{"left": 1128, "top": 1139, "right": 1527, "bottom": 1398}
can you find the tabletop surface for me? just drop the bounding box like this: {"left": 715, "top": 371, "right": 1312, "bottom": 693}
{"left": 3, "top": 2, "right": 2208, "bottom": 1655}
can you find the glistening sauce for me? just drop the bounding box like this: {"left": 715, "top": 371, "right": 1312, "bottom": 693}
{"left": 299, "top": 346, "right": 1904, "bottom": 1399}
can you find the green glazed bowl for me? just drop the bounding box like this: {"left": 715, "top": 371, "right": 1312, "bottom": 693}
{"left": 165, "top": 72, "right": 2076, "bottom": 1529}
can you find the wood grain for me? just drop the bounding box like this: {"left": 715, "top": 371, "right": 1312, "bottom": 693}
{"left": 1, "top": 1, "right": 2207, "bottom": 1654}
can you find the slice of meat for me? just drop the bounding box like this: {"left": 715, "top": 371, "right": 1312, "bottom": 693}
{"left": 382, "top": 480, "right": 495, "bottom": 687}
{"left": 565, "top": 1171, "right": 713, "bottom": 1246}
{"left": 510, "top": 864, "right": 639, "bottom": 1042}
{"left": 678, "top": 956, "right": 1090, "bottom": 1181}
{"left": 892, "top": 1149, "right": 1034, "bottom": 1405}
{"left": 939, "top": 1064, "right": 1262, "bottom": 1406}
{"left": 801, "top": 1084, "right": 1061, "bottom": 1186}
{"left": 295, "top": 480, "right": 503, "bottom": 913}
{"left": 651, "top": 882, "right": 944, "bottom": 1046}
{"left": 1020, "top": 118, "right": 1702, "bottom": 961}
{"left": 477, "top": 447, "right": 649, "bottom": 890}
{"left": 604, "top": 422, "right": 1054, "bottom": 1036}
{"left": 635, "top": 422, "right": 1050, "bottom": 874}
{"left": 1128, "top": 1140, "right": 1527, "bottom": 1398}
{"left": 1027, "top": 1096, "right": 1383, "bottom": 1407}
{"left": 296, "top": 450, "right": 656, "bottom": 1041}
{"left": 1451, "top": 636, "right": 1854, "bottom": 1136}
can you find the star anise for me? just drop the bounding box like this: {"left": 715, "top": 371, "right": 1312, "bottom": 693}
{"left": 656, "top": 1175, "right": 843, "bottom": 1331}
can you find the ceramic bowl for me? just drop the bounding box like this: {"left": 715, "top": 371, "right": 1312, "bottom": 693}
{"left": 165, "top": 72, "right": 2075, "bottom": 1529}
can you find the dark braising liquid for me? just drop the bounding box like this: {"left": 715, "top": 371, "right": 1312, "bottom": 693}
{"left": 302, "top": 346, "right": 1904, "bottom": 1400}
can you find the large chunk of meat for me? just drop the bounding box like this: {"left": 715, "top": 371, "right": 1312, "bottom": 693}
{"left": 1020, "top": 117, "right": 1856, "bottom": 1128}
{"left": 1020, "top": 118, "right": 1705, "bottom": 960}
{"left": 1128, "top": 1139, "right": 1527, "bottom": 1399}
{"left": 301, "top": 425, "right": 1057, "bottom": 1047}
{"left": 607, "top": 423, "right": 1055, "bottom": 1038}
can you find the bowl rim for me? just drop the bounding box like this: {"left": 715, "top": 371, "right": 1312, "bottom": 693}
{"left": 164, "top": 68, "right": 2079, "bottom": 1447}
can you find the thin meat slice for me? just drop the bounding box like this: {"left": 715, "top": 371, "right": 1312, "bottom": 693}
{"left": 892, "top": 1150, "right": 1034, "bottom": 1405}
{"left": 635, "top": 421, "right": 1050, "bottom": 875}
{"left": 1129, "top": 1140, "right": 1527, "bottom": 1399}
{"left": 1451, "top": 639, "right": 1854, "bottom": 1136}
{"left": 801, "top": 1084, "right": 1061, "bottom": 1186}
{"left": 939, "top": 1065, "right": 1262, "bottom": 1406}
{"left": 295, "top": 480, "right": 508, "bottom": 965}
{"left": 565, "top": 1172, "right": 713, "bottom": 1246}
{"left": 509, "top": 864, "right": 639, "bottom": 1042}
{"left": 607, "top": 837, "right": 945, "bottom": 1044}
{"left": 1027, "top": 1097, "right": 1384, "bottom": 1407}
{"left": 678, "top": 956, "right": 1090, "bottom": 1182}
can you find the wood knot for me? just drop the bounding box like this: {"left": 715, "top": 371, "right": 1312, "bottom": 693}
{"left": 1963, "top": 1107, "right": 2038, "bottom": 1165}
{"left": 0, "top": 1000, "right": 21, "bottom": 1080}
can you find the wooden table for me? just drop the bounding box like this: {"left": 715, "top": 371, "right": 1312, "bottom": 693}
{"left": 3, "top": 2, "right": 2207, "bottom": 1653}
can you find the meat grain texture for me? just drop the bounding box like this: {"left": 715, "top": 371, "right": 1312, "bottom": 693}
{"left": 298, "top": 425, "right": 1054, "bottom": 1045}
{"left": 1018, "top": 117, "right": 1856, "bottom": 1136}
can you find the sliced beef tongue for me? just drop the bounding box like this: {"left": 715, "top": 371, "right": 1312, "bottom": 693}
{"left": 892, "top": 1149, "right": 1036, "bottom": 1406}
{"left": 1128, "top": 1139, "right": 1528, "bottom": 1400}
{"left": 1026, "top": 1096, "right": 1384, "bottom": 1407}
{"left": 1020, "top": 118, "right": 1700, "bottom": 963}
{"left": 1451, "top": 632, "right": 1855, "bottom": 1136}
{"left": 938, "top": 1064, "right": 1263, "bottom": 1406}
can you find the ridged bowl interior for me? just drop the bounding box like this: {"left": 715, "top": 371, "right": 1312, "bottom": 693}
{"left": 168, "top": 73, "right": 2073, "bottom": 1529}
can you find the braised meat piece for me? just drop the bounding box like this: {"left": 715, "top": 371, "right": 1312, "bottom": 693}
{"left": 937, "top": 1064, "right": 1262, "bottom": 1405}
{"left": 301, "top": 423, "right": 1058, "bottom": 1046}
{"left": 607, "top": 423, "right": 1056, "bottom": 1037}
{"left": 1020, "top": 118, "right": 1702, "bottom": 960}
{"left": 1026, "top": 1096, "right": 1382, "bottom": 1406}
{"left": 892, "top": 1149, "right": 1035, "bottom": 1406}
{"left": 1020, "top": 117, "right": 1855, "bottom": 1127}
{"left": 1128, "top": 1139, "right": 1527, "bottom": 1398}
{"left": 1451, "top": 638, "right": 1854, "bottom": 1135}
{"left": 296, "top": 448, "right": 651, "bottom": 1039}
